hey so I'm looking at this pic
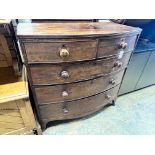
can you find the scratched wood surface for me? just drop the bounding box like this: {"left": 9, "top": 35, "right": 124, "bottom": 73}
{"left": 18, "top": 22, "right": 141, "bottom": 129}
{"left": 17, "top": 22, "right": 141, "bottom": 37}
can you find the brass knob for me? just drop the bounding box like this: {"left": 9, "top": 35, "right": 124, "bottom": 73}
{"left": 61, "top": 71, "right": 69, "bottom": 79}
{"left": 63, "top": 108, "right": 69, "bottom": 114}
{"left": 114, "top": 61, "right": 122, "bottom": 67}
{"left": 62, "top": 91, "right": 68, "bottom": 97}
{"left": 119, "top": 42, "right": 128, "bottom": 49}
{"left": 109, "top": 79, "right": 116, "bottom": 85}
{"left": 105, "top": 94, "right": 111, "bottom": 100}
{"left": 59, "top": 48, "right": 69, "bottom": 58}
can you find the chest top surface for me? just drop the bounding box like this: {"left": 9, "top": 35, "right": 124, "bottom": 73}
{"left": 17, "top": 22, "right": 141, "bottom": 38}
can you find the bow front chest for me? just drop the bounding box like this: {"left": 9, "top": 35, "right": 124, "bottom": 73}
{"left": 17, "top": 22, "right": 141, "bottom": 129}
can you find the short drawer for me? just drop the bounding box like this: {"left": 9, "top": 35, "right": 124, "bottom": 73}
{"left": 98, "top": 35, "right": 137, "bottom": 58}
{"left": 39, "top": 85, "right": 120, "bottom": 120}
{"left": 35, "top": 69, "right": 124, "bottom": 104}
{"left": 29, "top": 52, "right": 131, "bottom": 85}
{"left": 24, "top": 40, "right": 97, "bottom": 63}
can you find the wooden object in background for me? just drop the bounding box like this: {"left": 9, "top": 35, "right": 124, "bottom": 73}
{"left": 0, "top": 19, "right": 22, "bottom": 75}
{"left": 17, "top": 22, "right": 141, "bottom": 129}
{"left": 0, "top": 21, "right": 42, "bottom": 134}
{"left": 0, "top": 33, "right": 12, "bottom": 67}
{"left": 0, "top": 66, "right": 41, "bottom": 135}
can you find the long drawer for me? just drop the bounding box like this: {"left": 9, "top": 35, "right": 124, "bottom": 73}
{"left": 23, "top": 35, "right": 136, "bottom": 63}
{"left": 39, "top": 85, "right": 120, "bottom": 121}
{"left": 35, "top": 69, "right": 124, "bottom": 104}
{"left": 29, "top": 52, "right": 131, "bottom": 85}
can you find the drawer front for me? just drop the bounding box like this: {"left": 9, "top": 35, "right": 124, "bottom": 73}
{"left": 39, "top": 85, "right": 120, "bottom": 120}
{"left": 35, "top": 69, "right": 124, "bottom": 104}
{"left": 30, "top": 52, "right": 131, "bottom": 85}
{"left": 24, "top": 40, "right": 97, "bottom": 63}
{"left": 98, "top": 35, "right": 137, "bottom": 58}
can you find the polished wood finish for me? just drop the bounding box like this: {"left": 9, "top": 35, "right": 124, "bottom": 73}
{"left": 29, "top": 52, "right": 131, "bottom": 85}
{"left": 17, "top": 22, "right": 141, "bottom": 129}
{"left": 22, "top": 35, "right": 137, "bottom": 63}
{"left": 98, "top": 35, "right": 137, "bottom": 58}
{"left": 17, "top": 22, "right": 141, "bottom": 37}
{"left": 35, "top": 69, "right": 124, "bottom": 104}
{"left": 24, "top": 40, "right": 97, "bottom": 63}
{"left": 39, "top": 85, "right": 120, "bottom": 121}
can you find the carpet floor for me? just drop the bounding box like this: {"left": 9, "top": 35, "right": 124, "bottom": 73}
{"left": 43, "top": 85, "right": 155, "bottom": 135}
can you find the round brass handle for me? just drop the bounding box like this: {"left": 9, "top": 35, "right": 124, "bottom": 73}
{"left": 62, "top": 91, "right": 68, "bottom": 97}
{"left": 61, "top": 71, "right": 69, "bottom": 79}
{"left": 114, "top": 61, "right": 122, "bottom": 67}
{"left": 59, "top": 48, "right": 69, "bottom": 58}
{"left": 119, "top": 42, "right": 128, "bottom": 49}
{"left": 63, "top": 108, "right": 69, "bottom": 114}
{"left": 105, "top": 94, "right": 111, "bottom": 100}
{"left": 109, "top": 79, "right": 116, "bottom": 85}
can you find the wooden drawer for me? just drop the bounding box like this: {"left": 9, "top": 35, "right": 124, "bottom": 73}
{"left": 98, "top": 35, "right": 137, "bottom": 58}
{"left": 35, "top": 69, "right": 124, "bottom": 104}
{"left": 39, "top": 85, "right": 120, "bottom": 120}
{"left": 17, "top": 22, "right": 141, "bottom": 129}
{"left": 24, "top": 40, "right": 97, "bottom": 63}
{"left": 30, "top": 52, "right": 131, "bottom": 85}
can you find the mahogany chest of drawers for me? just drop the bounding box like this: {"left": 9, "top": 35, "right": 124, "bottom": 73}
{"left": 17, "top": 22, "right": 141, "bottom": 129}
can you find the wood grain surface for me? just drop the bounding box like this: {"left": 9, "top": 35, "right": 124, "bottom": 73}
{"left": 29, "top": 52, "right": 131, "bottom": 85}
{"left": 98, "top": 35, "right": 137, "bottom": 57}
{"left": 39, "top": 85, "right": 120, "bottom": 121}
{"left": 24, "top": 40, "right": 97, "bottom": 63}
{"left": 17, "top": 22, "right": 141, "bottom": 37}
{"left": 17, "top": 22, "right": 141, "bottom": 129}
{"left": 35, "top": 69, "right": 124, "bottom": 104}
{"left": 0, "top": 34, "right": 12, "bottom": 67}
{"left": 0, "top": 67, "right": 28, "bottom": 103}
{"left": 0, "top": 67, "right": 41, "bottom": 134}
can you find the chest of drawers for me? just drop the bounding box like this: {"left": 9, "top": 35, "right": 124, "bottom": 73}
{"left": 17, "top": 22, "right": 141, "bottom": 129}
